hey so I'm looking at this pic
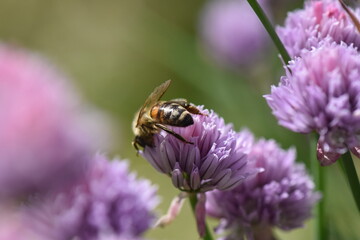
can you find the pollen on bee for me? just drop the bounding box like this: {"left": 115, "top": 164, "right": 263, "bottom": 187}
{"left": 150, "top": 107, "right": 159, "bottom": 119}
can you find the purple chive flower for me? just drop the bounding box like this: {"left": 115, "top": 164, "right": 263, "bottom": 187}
{"left": 199, "top": 0, "right": 270, "bottom": 68}
{"left": 265, "top": 41, "right": 360, "bottom": 165}
{"left": 0, "top": 44, "right": 110, "bottom": 200}
{"left": 142, "top": 107, "right": 257, "bottom": 193}
{"left": 206, "top": 131, "right": 320, "bottom": 240}
{"left": 27, "top": 154, "right": 159, "bottom": 240}
{"left": 142, "top": 108, "right": 258, "bottom": 237}
{"left": 277, "top": 0, "right": 360, "bottom": 57}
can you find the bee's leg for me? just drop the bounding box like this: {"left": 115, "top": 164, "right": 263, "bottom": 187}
{"left": 168, "top": 99, "right": 206, "bottom": 116}
{"left": 155, "top": 123, "right": 193, "bottom": 144}
{"left": 132, "top": 139, "right": 140, "bottom": 156}
{"left": 184, "top": 104, "right": 206, "bottom": 116}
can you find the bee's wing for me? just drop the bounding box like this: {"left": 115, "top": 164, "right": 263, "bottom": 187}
{"left": 144, "top": 80, "right": 171, "bottom": 107}
{"left": 136, "top": 80, "right": 171, "bottom": 126}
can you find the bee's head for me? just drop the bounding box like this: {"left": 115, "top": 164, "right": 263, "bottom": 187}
{"left": 133, "top": 134, "right": 155, "bottom": 150}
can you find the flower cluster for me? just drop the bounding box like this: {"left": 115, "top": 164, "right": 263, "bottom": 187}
{"left": 277, "top": 0, "right": 360, "bottom": 57}
{"left": 27, "top": 154, "right": 159, "bottom": 240}
{"left": 265, "top": 41, "right": 360, "bottom": 165}
{"left": 206, "top": 131, "right": 320, "bottom": 240}
{"left": 0, "top": 44, "right": 158, "bottom": 240}
{"left": 199, "top": 0, "right": 270, "bottom": 68}
{"left": 1, "top": 0, "right": 347, "bottom": 237}
{"left": 142, "top": 107, "right": 257, "bottom": 193}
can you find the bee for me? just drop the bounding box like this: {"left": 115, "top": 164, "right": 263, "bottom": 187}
{"left": 132, "top": 80, "right": 204, "bottom": 152}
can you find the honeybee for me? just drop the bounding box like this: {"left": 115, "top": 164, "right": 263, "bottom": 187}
{"left": 132, "top": 80, "right": 204, "bottom": 152}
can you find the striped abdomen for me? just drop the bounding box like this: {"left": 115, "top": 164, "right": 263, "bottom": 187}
{"left": 150, "top": 102, "right": 194, "bottom": 127}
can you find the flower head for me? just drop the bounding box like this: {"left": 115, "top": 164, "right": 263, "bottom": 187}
{"left": 27, "top": 154, "right": 159, "bottom": 240}
{"left": 0, "top": 44, "right": 110, "bottom": 199}
{"left": 265, "top": 41, "right": 360, "bottom": 165}
{"left": 142, "top": 107, "right": 257, "bottom": 193}
{"left": 277, "top": 0, "right": 360, "bottom": 57}
{"left": 206, "top": 132, "right": 320, "bottom": 240}
{"left": 199, "top": 0, "right": 270, "bottom": 68}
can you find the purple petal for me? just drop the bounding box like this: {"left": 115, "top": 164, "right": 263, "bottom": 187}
{"left": 190, "top": 167, "right": 201, "bottom": 190}
{"left": 219, "top": 174, "right": 246, "bottom": 190}
{"left": 200, "top": 154, "right": 219, "bottom": 179}
{"left": 142, "top": 150, "right": 166, "bottom": 173}
{"left": 213, "top": 169, "right": 232, "bottom": 186}
{"left": 160, "top": 142, "right": 175, "bottom": 173}
{"left": 171, "top": 165, "right": 184, "bottom": 189}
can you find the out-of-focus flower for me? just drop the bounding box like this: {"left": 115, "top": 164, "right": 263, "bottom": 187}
{"left": 199, "top": 0, "right": 270, "bottom": 68}
{"left": 206, "top": 132, "right": 320, "bottom": 240}
{"left": 98, "top": 235, "right": 144, "bottom": 240}
{"left": 0, "top": 44, "right": 110, "bottom": 200}
{"left": 0, "top": 205, "right": 47, "bottom": 240}
{"left": 142, "top": 107, "right": 257, "bottom": 193}
{"left": 277, "top": 0, "right": 360, "bottom": 57}
{"left": 28, "top": 154, "right": 159, "bottom": 240}
{"left": 265, "top": 41, "right": 360, "bottom": 165}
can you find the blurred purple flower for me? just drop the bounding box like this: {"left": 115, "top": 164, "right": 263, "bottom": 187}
{"left": 142, "top": 107, "right": 258, "bottom": 193}
{"left": 265, "top": 41, "right": 360, "bottom": 165}
{"left": 98, "top": 235, "right": 144, "bottom": 240}
{"left": 206, "top": 131, "right": 320, "bottom": 240}
{"left": 0, "top": 206, "right": 47, "bottom": 240}
{"left": 277, "top": 0, "right": 360, "bottom": 57}
{"left": 0, "top": 44, "right": 110, "bottom": 200}
{"left": 28, "top": 154, "right": 159, "bottom": 240}
{"left": 199, "top": 0, "right": 270, "bottom": 68}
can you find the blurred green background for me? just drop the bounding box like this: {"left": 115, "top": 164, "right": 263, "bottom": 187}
{"left": 0, "top": 0, "right": 359, "bottom": 239}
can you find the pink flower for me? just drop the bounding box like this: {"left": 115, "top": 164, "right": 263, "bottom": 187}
{"left": 265, "top": 41, "right": 360, "bottom": 165}
{"left": 277, "top": 0, "right": 360, "bottom": 57}
{"left": 0, "top": 44, "right": 109, "bottom": 199}
{"left": 0, "top": 205, "right": 47, "bottom": 240}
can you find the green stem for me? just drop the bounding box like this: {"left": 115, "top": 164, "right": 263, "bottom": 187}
{"left": 339, "top": 151, "right": 360, "bottom": 213}
{"left": 309, "top": 135, "right": 327, "bottom": 240}
{"left": 188, "top": 193, "right": 213, "bottom": 240}
{"left": 246, "top": 0, "right": 291, "bottom": 64}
